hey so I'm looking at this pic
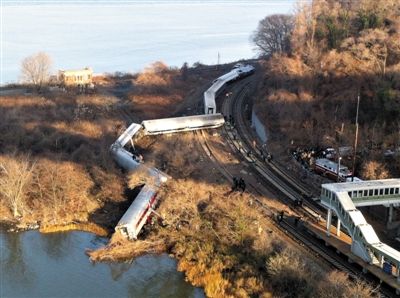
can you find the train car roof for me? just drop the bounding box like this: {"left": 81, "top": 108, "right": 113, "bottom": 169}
{"left": 117, "top": 184, "right": 158, "bottom": 227}
{"left": 316, "top": 158, "right": 348, "bottom": 169}
{"left": 115, "top": 122, "right": 142, "bottom": 147}
{"left": 207, "top": 79, "right": 226, "bottom": 92}
{"left": 216, "top": 70, "right": 238, "bottom": 82}
{"left": 322, "top": 179, "right": 400, "bottom": 193}
{"left": 142, "top": 114, "right": 224, "bottom": 133}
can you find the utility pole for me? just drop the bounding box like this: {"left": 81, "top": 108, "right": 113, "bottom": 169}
{"left": 352, "top": 94, "right": 360, "bottom": 181}
{"left": 337, "top": 156, "right": 342, "bottom": 182}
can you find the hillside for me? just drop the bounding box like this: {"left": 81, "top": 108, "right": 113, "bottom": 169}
{"left": 253, "top": 0, "right": 400, "bottom": 179}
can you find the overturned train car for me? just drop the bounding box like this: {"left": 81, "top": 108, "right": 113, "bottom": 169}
{"left": 115, "top": 184, "right": 159, "bottom": 239}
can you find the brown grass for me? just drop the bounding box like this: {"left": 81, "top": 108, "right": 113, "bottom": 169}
{"left": 40, "top": 222, "right": 108, "bottom": 236}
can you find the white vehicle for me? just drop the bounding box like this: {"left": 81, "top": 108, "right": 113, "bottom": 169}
{"left": 115, "top": 184, "right": 159, "bottom": 239}
{"left": 346, "top": 177, "right": 363, "bottom": 182}
{"left": 142, "top": 114, "right": 225, "bottom": 135}
{"left": 204, "top": 64, "right": 255, "bottom": 114}
{"left": 384, "top": 150, "right": 395, "bottom": 158}
{"left": 315, "top": 158, "right": 353, "bottom": 182}
{"left": 324, "top": 148, "right": 336, "bottom": 159}
{"left": 204, "top": 80, "right": 225, "bottom": 114}
{"left": 233, "top": 63, "right": 244, "bottom": 69}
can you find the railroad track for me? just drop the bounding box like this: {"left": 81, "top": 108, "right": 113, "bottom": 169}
{"left": 113, "top": 72, "right": 394, "bottom": 296}
{"left": 194, "top": 78, "right": 394, "bottom": 297}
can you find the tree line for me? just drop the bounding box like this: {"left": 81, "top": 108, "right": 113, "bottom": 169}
{"left": 251, "top": 0, "right": 400, "bottom": 178}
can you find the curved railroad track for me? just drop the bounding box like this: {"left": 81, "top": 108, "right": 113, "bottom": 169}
{"left": 113, "top": 72, "right": 394, "bottom": 297}
{"left": 194, "top": 76, "right": 394, "bottom": 297}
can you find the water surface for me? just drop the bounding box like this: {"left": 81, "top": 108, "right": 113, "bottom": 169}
{"left": 0, "top": 225, "right": 205, "bottom": 298}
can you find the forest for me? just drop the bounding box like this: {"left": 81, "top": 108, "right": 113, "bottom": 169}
{"left": 252, "top": 0, "right": 400, "bottom": 179}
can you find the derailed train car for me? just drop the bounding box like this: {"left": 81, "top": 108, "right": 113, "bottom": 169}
{"left": 115, "top": 184, "right": 159, "bottom": 239}
{"left": 204, "top": 80, "right": 226, "bottom": 114}
{"left": 142, "top": 113, "right": 225, "bottom": 135}
{"left": 112, "top": 64, "right": 254, "bottom": 240}
{"left": 204, "top": 64, "right": 254, "bottom": 114}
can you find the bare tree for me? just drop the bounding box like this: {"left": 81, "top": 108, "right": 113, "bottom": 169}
{"left": 251, "top": 14, "right": 294, "bottom": 57}
{"left": 361, "top": 160, "right": 389, "bottom": 179}
{"left": 0, "top": 153, "right": 36, "bottom": 217}
{"left": 341, "top": 29, "right": 389, "bottom": 75}
{"left": 20, "top": 51, "right": 54, "bottom": 89}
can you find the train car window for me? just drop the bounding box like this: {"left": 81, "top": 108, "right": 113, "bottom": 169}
{"left": 363, "top": 190, "right": 368, "bottom": 196}
{"left": 385, "top": 188, "right": 389, "bottom": 195}
{"left": 353, "top": 191, "right": 358, "bottom": 198}
{"left": 348, "top": 192, "right": 352, "bottom": 198}
{"left": 390, "top": 188, "right": 394, "bottom": 195}
{"left": 374, "top": 189, "right": 379, "bottom": 196}
{"left": 358, "top": 190, "right": 363, "bottom": 197}
{"left": 380, "top": 189, "right": 384, "bottom": 195}
{"left": 369, "top": 189, "right": 374, "bottom": 196}
{"left": 396, "top": 188, "right": 399, "bottom": 194}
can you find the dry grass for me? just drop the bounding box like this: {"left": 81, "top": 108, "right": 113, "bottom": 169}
{"left": 0, "top": 91, "right": 125, "bottom": 228}
{"left": 40, "top": 222, "right": 108, "bottom": 236}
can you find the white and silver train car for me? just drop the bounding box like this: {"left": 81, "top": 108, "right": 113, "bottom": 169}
{"left": 214, "top": 69, "right": 241, "bottom": 84}
{"left": 115, "top": 184, "right": 159, "bottom": 239}
{"left": 204, "top": 80, "right": 226, "bottom": 114}
{"left": 110, "top": 144, "right": 169, "bottom": 184}
{"left": 204, "top": 64, "right": 254, "bottom": 114}
{"left": 142, "top": 114, "right": 225, "bottom": 135}
{"left": 112, "top": 63, "right": 254, "bottom": 240}
{"left": 237, "top": 65, "right": 254, "bottom": 77}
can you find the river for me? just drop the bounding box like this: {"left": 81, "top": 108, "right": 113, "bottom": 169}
{"left": 0, "top": 225, "right": 205, "bottom": 298}
{"left": 1, "top": 1, "right": 293, "bottom": 85}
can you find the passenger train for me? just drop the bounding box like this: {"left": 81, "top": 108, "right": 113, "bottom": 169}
{"left": 111, "top": 63, "right": 254, "bottom": 240}
{"left": 204, "top": 64, "right": 254, "bottom": 115}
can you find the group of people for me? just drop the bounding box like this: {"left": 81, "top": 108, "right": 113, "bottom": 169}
{"left": 290, "top": 146, "right": 336, "bottom": 167}
{"left": 260, "top": 152, "right": 273, "bottom": 163}
{"left": 294, "top": 196, "right": 304, "bottom": 208}
{"left": 232, "top": 177, "right": 246, "bottom": 193}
